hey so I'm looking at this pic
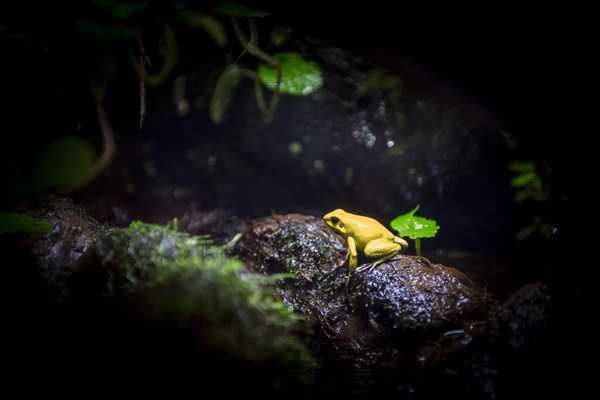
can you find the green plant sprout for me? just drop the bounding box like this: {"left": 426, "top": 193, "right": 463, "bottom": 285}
{"left": 390, "top": 205, "right": 440, "bottom": 256}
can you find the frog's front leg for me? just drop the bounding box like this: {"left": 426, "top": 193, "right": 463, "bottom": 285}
{"left": 346, "top": 236, "right": 358, "bottom": 273}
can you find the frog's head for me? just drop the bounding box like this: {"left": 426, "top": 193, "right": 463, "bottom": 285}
{"left": 323, "top": 209, "right": 348, "bottom": 236}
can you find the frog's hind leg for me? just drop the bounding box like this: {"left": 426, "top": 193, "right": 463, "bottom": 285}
{"left": 355, "top": 251, "right": 399, "bottom": 273}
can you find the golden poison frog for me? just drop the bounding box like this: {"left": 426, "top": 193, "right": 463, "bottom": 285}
{"left": 323, "top": 209, "right": 413, "bottom": 275}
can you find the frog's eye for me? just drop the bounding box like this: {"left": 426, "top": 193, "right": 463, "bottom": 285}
{"left": 330, "top": 216, "right": 340, "bottom": 225}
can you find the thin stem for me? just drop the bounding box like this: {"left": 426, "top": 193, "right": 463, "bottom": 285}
{"left": 238, "top": 68, "right": 269, "bottom": 117}
{"left": 138, "top": 38, "right": 146, "bottom": 128}
{"left": 230, "top": 17, "right": 281, "bottom": 120}
{"left": 130, "top": 23, "right": 178, "bottom": 88}
{"left": 415, "top": 238, "right": 422, "bottom": 257}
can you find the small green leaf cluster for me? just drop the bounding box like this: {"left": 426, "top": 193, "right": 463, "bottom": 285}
{"left": 390, "top": 205, "right": 439, "bottom": 256}
{"left": 390, "top": 205, "right": 439, "bottom": 239}
{"left": 508, "top": 161, "right": 553, "bottom": 241}
{"left": 508, "top": 161, "right": 549, "bottom": 203}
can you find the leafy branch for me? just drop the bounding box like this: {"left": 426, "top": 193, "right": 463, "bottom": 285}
{"left": 210, "top": 2, "right": 323, "bottom": 124}
{"left": 508, "top": 161, "right": 553, "bottom": 241}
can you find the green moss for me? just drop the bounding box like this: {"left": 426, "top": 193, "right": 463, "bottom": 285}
{"left": 0, "top": 212, "right": 52, "bottom": 234}
{"left": 92, "top": 221, "right": 316, "bottom": 383}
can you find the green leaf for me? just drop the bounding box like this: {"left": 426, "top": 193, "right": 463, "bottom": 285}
{"left": 514, "top": 189, "right": 531, "bottom": 204}
{"left": 214, "top": 1, "right": 269, "bottom": 17}
{"left": 30, "top": 136, "right": 98, "bottom": 190}
{"left": 515, "top": 216, "right": 553, "bottom": 241}
{"left": 508, "top": 160, "right": 547, "bottom": 203}
{"left": 510, "top": 170, "right": 542, "bottom": 189}
{"left": 390, "top": 205, "right": 440, "bottom": 239}
{"left": 177, "top": 11, "right": 227, "bottom": 46}
{"left": 210, "top": 63, "right": 243, "bottom": 124}
{"left": 258, "top": 52, "right": 323, "bottom": 96}
{"left": 515, "top": 224, "right": 537, "bottom": 242}
{"left": 95, "top": 0, "right": 150, "bottom": 20}
{"left": 508, "top": 160, "right": 535, "bottom": 174}
{"left": 270, "top": 26, "right": 293, "bottom": 47}
{"left": 0, "top": 213, "right": 52, "bottom": 235}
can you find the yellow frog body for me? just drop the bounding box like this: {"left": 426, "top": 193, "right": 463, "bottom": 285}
{"left": 323, "top": 209, "right": 409, "bottom": 273}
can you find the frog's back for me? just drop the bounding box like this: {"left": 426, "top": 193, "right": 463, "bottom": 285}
{"left": 347, "top": 213, "right": 394, "bottom": 241}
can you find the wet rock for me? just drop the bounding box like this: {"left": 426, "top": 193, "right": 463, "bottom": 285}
{"left": 6, "top": 202, "right": 553, "bottom": 398}
{"left": 5, "top": 199, "right": 316, "bottom": 394}
{"left": 232, "top": 212, "right": 552, "bottom": 397}
{"left": 16, "top": 197, "right": 114, "bottom": 300}
{"left": 490, "top": 281, "right": 551, "bottom": 348}
{"left": 233, "top": 214, "right": 496, "bottom": 367}
{"left": 232, "top": 213, "right": 345, "bottom": 277}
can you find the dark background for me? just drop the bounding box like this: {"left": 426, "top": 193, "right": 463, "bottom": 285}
{"left": 258, "top": 1, "right": 576, "bottom": 264}
{"left": 1, "top": 2, "right": 576, "bottom": 266}
{"left": 0, "top": 1, "right": 587, "bottom": 396}
{"left": 267, "top": 3, "right": 572, "bottom": 144}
